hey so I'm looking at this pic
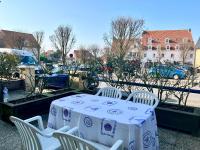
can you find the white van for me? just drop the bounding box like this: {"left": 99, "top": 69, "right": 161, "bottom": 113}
{"left": 0, "top": 48, "right": 43, "bottom": 77}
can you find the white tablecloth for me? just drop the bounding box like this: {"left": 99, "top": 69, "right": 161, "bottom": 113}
{"left": 48, "top": 94, "right": 159, "bottom": 150}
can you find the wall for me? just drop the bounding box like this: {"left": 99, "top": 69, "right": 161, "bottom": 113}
{"left": 195, "top": 49, "right": 200, "bottom": 67}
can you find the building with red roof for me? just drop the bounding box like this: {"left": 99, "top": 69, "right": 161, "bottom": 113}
{"left": 0, "top": 29, "right": 39, "bottom": 57}
{"left": 141, "top": 29, "right": 195, "bottom": 65}
{"left": 73, "top": 49, "right": 94, "bottom": 64}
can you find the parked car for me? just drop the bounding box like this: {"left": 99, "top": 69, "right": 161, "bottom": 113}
{"left": 175, "top": 65, "right": 194, "bottom": 75}
{"left": 149, "top": 65, "right": 187, "bottom": 79}
{"left": 37, "top": 74, "right": 69, "bottom": 90}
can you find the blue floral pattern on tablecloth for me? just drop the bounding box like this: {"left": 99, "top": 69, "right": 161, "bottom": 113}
{"left": 71, "top": 100, "right": 84, "bottom": 105}
{"left": 84, "top": 116, "right": 93, "bottom": 127}
{"left": 62, "top": 108, "right": 72, "bottom": 122}
{"left": 107, "top": 109, "right": 123, "bottom": 115}
{"left": 101, "top": 119, "right": 117, "bottom": 138}
{"left": 102, "top": 100, "right": 118, "bottom": 106}
{"left": 84, "top": 105, "right": 101, "bottom": 112}
{"left": 143, "top": 130, "right": 154, "bottom": 148}
{"left": 128, "top": 140, "right": 135, "bottom": 150}
{"left": 145, "top": 108, "right": 153, "bottom": 114}
{"left": 50, "top": 106, "right": 57, "bottom": 116}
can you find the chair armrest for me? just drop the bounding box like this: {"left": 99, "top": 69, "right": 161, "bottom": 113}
{"left": 110, "top": 140, "right": 123, "bottom": 150}
{"left": 67, "top": 127, "right": 78, "bottom": 134}
{"left": 95, "top": 90, "right": 101, "bottom": 96}
{"left": 57, "top": 125, "right": 70, "bottom": 132}
{"left": 45, "top": 126, "right": 70, "bottom": 137}
{"left": 24, "top": 116, "right": 44, "bottom": 130}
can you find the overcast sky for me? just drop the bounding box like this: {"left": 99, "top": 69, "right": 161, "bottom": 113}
{"left": 0, "top": 0, "right": 200, "bottom": 50}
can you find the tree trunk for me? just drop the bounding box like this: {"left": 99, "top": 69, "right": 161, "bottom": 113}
{"left": 38, "top": 49, "right": 40, "bottom": 64}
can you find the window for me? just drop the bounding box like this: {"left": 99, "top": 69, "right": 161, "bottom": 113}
{"left": 190, "top": 54, "right": 193, "bottom": 58}
{"left": 153, "top": 54, "right": 156, "bottom": 58}
{"left": 148, "top": 38, "right": 152, "bottom": 44}
{"left": 144, "top": 53, "right": 147, "bottom": 57}
{"left": 162, "top": 54, "right": 164, "bottom": 57}
{"left": 157, "top": 45, "right": 161, "bottom": 50}
{"left": 129, "top": 52, "right": 133, "bottom": 56}
{"left": 148, "top": 45, "right": 152, "bottom": 50}
{"left": 171, "top": 54, "right": 174, "bottom": 58}
{"left": 166, "top": 45, "right": 170, "bottom": 50}
{"left": 20, "top": 56, "right": 37, "bottom": 65}
{"left": 165, "top": 38, "right": 170, "bottom": 44}
{"left": 175, "top": 45, "right": 179, "bottom": 50}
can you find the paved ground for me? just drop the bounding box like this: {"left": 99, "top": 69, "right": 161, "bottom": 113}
{"left": 0, "top": 115, "right": 199, "bottom": 150}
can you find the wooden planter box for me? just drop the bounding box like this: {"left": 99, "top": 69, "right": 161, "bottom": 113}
{"left": 155, "top": 103, "right": 200, "bottom": 136}
{"left": 0, "top": 88, "right": 79, "bottom": 123}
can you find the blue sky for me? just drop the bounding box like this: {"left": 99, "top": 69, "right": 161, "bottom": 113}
{"left": 0, "top": 0, "right": 200, "bottom": 50}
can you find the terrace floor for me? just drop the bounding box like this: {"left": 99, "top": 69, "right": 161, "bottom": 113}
{"left": 0, "top": 115, "right": 200, "bottom": 150}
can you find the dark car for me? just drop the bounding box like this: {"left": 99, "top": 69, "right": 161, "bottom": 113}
{"left": 37, "top": 74, "right": 69, "bottom": 90}
{"left": 149, "top": 65, "right": 187, "bottom": 79}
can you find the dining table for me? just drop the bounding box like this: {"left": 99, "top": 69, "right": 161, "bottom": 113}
{"left": 47, "top": 93, "right": 159, "bottom": 150}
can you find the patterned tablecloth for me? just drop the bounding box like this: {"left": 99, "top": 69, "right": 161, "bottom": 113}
{"left": 48, "top": 94, "right": 159, "bottom": 150}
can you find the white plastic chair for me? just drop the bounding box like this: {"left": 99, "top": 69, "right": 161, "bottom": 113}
{"left": 95, "top": 87, "right": 122, "bottom": 99}
{"left": 53, "top": 127, "right": 123, "bottom": 150}
{"left": 10, "top": 116, "right": 70, "bottom": 150}
{"left": 126, "top": 90, "right": 159, "bottom": 108}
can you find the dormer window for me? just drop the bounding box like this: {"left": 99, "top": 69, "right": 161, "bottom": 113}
{"left": 166, "top": 45, "right": 170, "bottom": 50}
{"left": 175, "top": 45, "right": 179, "bottom": 50}
{"left": 148, "top": 45, "right": 152, "bottom": 50}
{"left": 165, "top": 38, "right": 170, "bottom": 44}
{"left": 148, "top": 38, "right": 152, "bottom": 44}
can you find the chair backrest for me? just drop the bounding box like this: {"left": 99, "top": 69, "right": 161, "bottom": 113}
{"left": 10, "top": 116, "right": 42, "bottom": 150}
{"left": 96, "top": 87, "right": 122, "bottom": 99}
{"left": 126, "top": 91, "right": 159, "bottom": 108}
{"left": 53, "top": 132, "right": 97, "bottom": 150}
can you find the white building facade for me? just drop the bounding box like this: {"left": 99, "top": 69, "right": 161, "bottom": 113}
{"left": 141, "top": 30, "right": 195, "bottom": 65}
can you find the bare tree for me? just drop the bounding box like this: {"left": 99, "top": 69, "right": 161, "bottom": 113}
{"left": 179, "top": 40, "right": 194, "bottom": 64}
{"left": 4, "top": 32, "right": 25, "bottom": 49}
{"left": 80, "top": 47, "right": 87, "bottom": 64}
{"left": 50, "top": 25, "right": 75, "bottom": 65}
{"left": 104, "top": 17, "right": 144, "bottom": 60}
{"left": 33, "top": 31, "right": 44, "bottom": 63}
{"left": 14, "top": 36, "right": 25, "bottom": 49}
{"left": 88, "top": 45, "right": 101, "bottom": 60}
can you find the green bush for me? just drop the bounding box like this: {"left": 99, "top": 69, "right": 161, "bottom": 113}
{"left": 0, "top": 53, "right": 19, "bottom": 79}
